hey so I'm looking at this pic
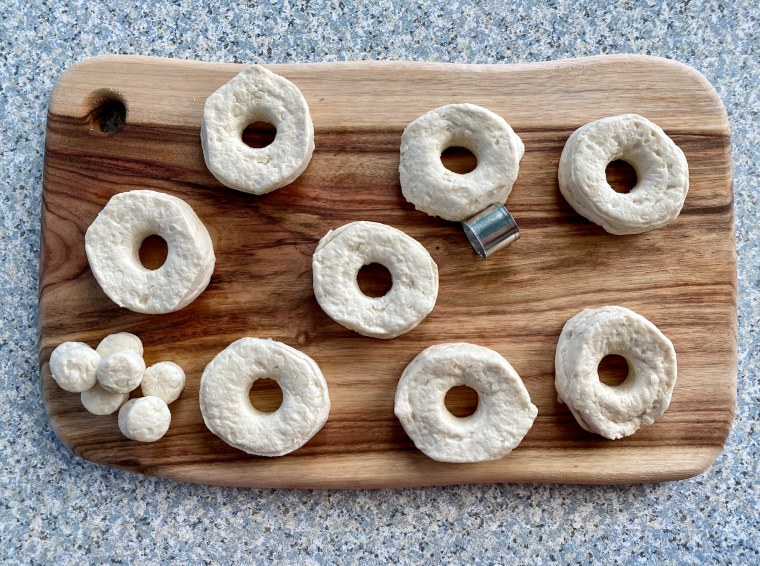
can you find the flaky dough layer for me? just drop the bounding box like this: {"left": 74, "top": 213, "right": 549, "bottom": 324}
{"left": 399, "top": 104, "right": 524, "bottom": 221}
{"left": 558, "top": 114, "right": 688, "bottom": 234}
{"left": 200, "top": 338, "right": 330, "bottom": 457}
{"left": 395, "top": 343, "right": 537, "bottom": 463}
{"left": 201, "top": 65, "right": 314, "bottom": 195}
{"left": 85, "top": 190, "right": 215, "bottom": 314}
{"left": 312, "top": 221, "right": 439, "bottom": 339}
{"left": 555, "top": 306, "right": 677, "bottom": 439}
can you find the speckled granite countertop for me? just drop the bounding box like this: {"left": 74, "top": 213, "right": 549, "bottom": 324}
{"left": 1, "top": 1, "right": 757, "bottom": 563}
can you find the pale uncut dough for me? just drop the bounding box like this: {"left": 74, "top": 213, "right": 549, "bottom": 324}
{"left": 558, "top": 114, "right": 689, "bottom": 235}
{"left": 201, "top": 64, "right": 314, "bottom": 194}
{"left": 555, "top": 306, "right": 677, "bottom": 439}
{"left": 81, "top": 383, "right": 129, "bottom": 416}
{"left": 96, "top": 332, "right": 143, "bottom": 358}
{"left": 118, "top": 397, "right": 171, "bottom": 442}
{"left": 399, "top": 103, "right": 525, "bottom": 221}
{"left": 96, "top": 350, "right": 146, "bottom": 394}
{"left": 50, "top": 344, "right": 100, "bottom": 393}
{"left": 141, "top": 361, "right": 186, "bottom": 404}
{"left": 312, "top": 221, "right": 439, "bottom": 339}
{"left": 395, "top": 343, "right": 538, "bottom": 463}
{"left": 85, "top": 190, "right": 215, "bottom": 314}
{"left": 200, "top": 338, "right": 330, "bottom": 457}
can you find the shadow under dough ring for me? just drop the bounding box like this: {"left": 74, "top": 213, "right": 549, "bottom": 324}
{"left": 85, "top": 190, "right": 215, "bottom": 314}
{"left": 558, "top": 114, "right": 689, "bottom": 234}
{"left": 199, "top": 338, "right": 330, "bottom": 457}
{"left": 201, "top": 64, "right": 314, "bottom": 195}
{"left": 394, "top": 343, "right": 538, "bottom": 463}
{"left": 555, "top": 306, "right": 677, "bottom": 439}
{"left": 312, "top": 221, "right": 439, "bottom": 339}
{"left": 399, "top": 103, "right": 524, "bottom": 221}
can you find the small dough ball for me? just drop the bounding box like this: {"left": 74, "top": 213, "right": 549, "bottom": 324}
{"left": 96, "top": 332, "right": 143, "bottom": 358}
{"left": 81, "top": 382, "right": 129, "bottom": 415}
{"left": 97, "top": 350, "right": 146, "bottom": 394}
{"left": 50, "top": 341, "right": 89, "bottom": 369}
{"left": 118, "top": 397, "right": 171, "bottom": 442}
{"left": 141, "top": 361, "right": 186, "bottom": 404}
{"left": 50, "top": 344, "right": 100, "bottom": 393}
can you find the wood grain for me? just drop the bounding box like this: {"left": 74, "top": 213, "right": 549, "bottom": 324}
{"left": 40, "top": 55, "right": 736, "bottom": 488}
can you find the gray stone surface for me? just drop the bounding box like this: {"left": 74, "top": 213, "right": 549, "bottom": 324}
{"left": 1, "top": 0, "right": 757, "bottom": 563}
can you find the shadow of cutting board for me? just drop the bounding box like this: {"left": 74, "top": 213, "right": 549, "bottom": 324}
{"left": 39, "top": 55, "right": 736, "bottom": 488}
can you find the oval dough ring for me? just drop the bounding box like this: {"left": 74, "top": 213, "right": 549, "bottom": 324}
{"left": 200, "top": 338, "right": 330, "bottom": 457}
{"left": 555, "top": 306, "right": 677, "bottom": 439}
{"left": 201, "top": 64, "right": 314, "bottom": 195}
{"left": 558, "top": 114, "right": 689, "bottom": 235}
{"left": 394, "top": 343, "right": 538, "bottom": 463}
{"left": 85, "top": 190, "right": 215, "bottom": 314}
{"left": 399, "top": 103, "right": 524, "bottom": 221}
{"left": 312, "top": 221, "right": 439, "bottom": 339}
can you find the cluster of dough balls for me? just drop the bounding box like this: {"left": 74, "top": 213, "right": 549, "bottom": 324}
{"left": 50, "top": 332, "right": 186, "bottom": 443}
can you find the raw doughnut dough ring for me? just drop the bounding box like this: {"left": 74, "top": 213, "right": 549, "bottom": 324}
{"left": 558, "top": 114, "right": 689, "bottom": 235}
{"left": 555, "top": 306, "right": 677, "bottom": 439}
{"left": 399, "top": 103, "right": 525, "bottom": 221}
{"left": 394, "top": 343, "right": 538, "bottom": 463}
{"left": 85, "top": 190, "right": 215, "bottom": 314}
{"left": 200, "top": 338, "right": 330, "bottom": 457}
{"left": 312, "top": 221, "right": 439, "bottom": 339}
{"left": 201, "top": 64, "right": 314, "bottom": 195}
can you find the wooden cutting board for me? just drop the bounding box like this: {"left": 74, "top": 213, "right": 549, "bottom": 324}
{"left": 40, "top": 55, "right": 736, "bottom": 488}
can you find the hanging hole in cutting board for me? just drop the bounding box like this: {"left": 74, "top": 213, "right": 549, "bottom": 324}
{"left": 249, "top": 378, "right": 284, "bottom": 413}
{"left": 441, "top": 146, "right": 478, "bottom": 174}
{"left": 605, "top": 160, "right": 638, "bottom": 194}
{"left": 357, "top": 263, "right": 393, "bottom": 298}
{"left": 138, "top": 235, "right": 168, "bottom": 270}
{"left": 86, "top": 90, "right": 126, "bottom": 133}
{"left": 444, "top": 385, "right": 479, "bottom": 418}
{"left": 597, "top": 354, "right": 630, "bottom": 386}
{"left": 243, "top": 121, "right": 277, "bottom": 148}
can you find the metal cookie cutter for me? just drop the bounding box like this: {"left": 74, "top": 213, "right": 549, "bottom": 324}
{"left": 461, "top": 203, "right": 520, "bottom": 259}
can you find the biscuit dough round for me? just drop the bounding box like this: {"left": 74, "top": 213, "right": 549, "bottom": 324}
{"left": 201, "top": 64, "right": 314, "bottom": 195}
{"left": 50, "top": 344, "right": 100, "bottom": 393}
{"left": 555, "top": 306, "right": 677, "bottom": 439}
{"left": 558, "top": 114, "right": 689, "bottom": 235}
{"left": 141, "top": 361, "right": 186, "bottom": 404}
{"left": 394, "top": 343, "right": 538, "bottom": 463}
{"left": 312, "top": 221, "right": 439, "bottom": 339}
{"left": 96, "top": 350, "right": 146, "bottom": 394}
{"left": 399, "top": 103, "right": 525, "bottom": 221}
{"left": 81, "top": 382, "right": 129, "bottom": 416}
{"left": 118, "top": 397, "right": 171, "bottom": 442}
{"left": 96, "top": 332, "right": 143, "bottom": 358}
{"left": 200, "top": 338, "right": 330, "bottom": 457}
